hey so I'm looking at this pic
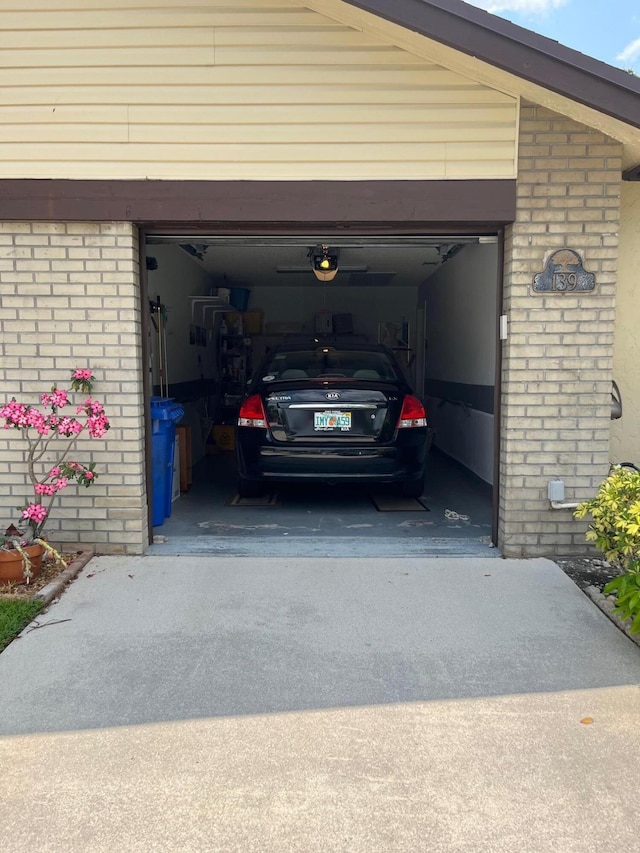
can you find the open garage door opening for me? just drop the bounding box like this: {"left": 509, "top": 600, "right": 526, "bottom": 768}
{"left": 143, "top": 233, "right": 500, "bottom": 557}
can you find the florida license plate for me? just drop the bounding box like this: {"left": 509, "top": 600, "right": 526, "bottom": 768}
{"left": 314, "top": 411, "right": 351, "bottom": 431}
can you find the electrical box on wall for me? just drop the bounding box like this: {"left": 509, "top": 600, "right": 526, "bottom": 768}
{"left": 548, "top": 479, "right": 565, "bottom": 502}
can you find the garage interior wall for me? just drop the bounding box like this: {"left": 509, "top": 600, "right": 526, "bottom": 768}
{"left": 0, "top": 221, "right": 148, "bottom": 555}
{"left": 610, "top": 181, "right": 640, "bottom": 464}
{"left": 146, "top": 240, "right": 422, "bottom": 453}
{"left": 147, "top": 244, "right": 216, "bottom": 389}
{"left": 247, "top": 285, "right": 418, "bottom": 367}
{"left": 498, "top": 103, "right": 623, "bottom": 557}
{"left": 419, "top": 243, "right": 497, "bottom": 484}
{"left": 146, "top": 244, "right": 219, "bottom": 466}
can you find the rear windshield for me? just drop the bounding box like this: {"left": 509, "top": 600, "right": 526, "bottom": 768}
{"left": 264, "top": 348, "right": 398, "bottom": 381}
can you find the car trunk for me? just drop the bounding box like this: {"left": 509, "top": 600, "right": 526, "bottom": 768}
{"left": 264, "top": 384, "right": 402, "bottom": 443}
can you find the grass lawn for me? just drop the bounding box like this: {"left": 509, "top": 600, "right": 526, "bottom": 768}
{"left": 0, "top": 599, "right": 44, "bottom": 653}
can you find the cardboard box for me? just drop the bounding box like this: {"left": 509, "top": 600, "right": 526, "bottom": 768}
{"left": 211, "top": 424, "right": 235, "bottom": 452}
{"left": 242, "top": 311, "right": 263, "bottom": 335}
{"left": 176, "top": 425, "right": 193, "bottom": 491}
{"left": 223, "top": 312, "right": 242, "bottom": 334}
{"left": 223, "top": 311, "right": 262, "bottom": 336}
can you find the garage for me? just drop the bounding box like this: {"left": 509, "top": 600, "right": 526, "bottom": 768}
{"left": 143, "top": 231, "right": 499, "bottom": 556}
{"left": 1, "top": 0, "right": 638, "bottom": 559}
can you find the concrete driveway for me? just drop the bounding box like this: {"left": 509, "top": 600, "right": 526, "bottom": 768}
{"left": 1, "top": 556, "right": 639, "bottom": 852}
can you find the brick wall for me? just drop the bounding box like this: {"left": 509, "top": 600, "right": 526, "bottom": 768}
{"left": 0, "top": 222, "right": 148, "bottom": 554}
{"left": 499, "top": 103, "right": 623, "bottom": 556}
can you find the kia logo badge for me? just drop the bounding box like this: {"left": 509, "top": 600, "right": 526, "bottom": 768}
{"left": 326, "top": 392, "right": 341, "bottom": 400}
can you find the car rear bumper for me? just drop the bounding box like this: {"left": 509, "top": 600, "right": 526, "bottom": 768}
{"left": 236, "top": 429, "right": 431, "bottom": 484}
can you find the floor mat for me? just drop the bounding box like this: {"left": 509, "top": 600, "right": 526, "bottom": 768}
{"left": 228, "top": 492, "right": 280, "bottom": 507}
{"left": 371, "top": 494, "right": 429, "bottom": 512}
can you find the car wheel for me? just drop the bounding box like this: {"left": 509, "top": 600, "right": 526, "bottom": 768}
{"left": 399, "top": 477, "right": 424, "bottom": 499}
{"left": 237, "top": 477, "right": 262, "bottom": 498}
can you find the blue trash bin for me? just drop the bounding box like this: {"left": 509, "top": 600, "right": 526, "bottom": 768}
{"left": 150, "top": 397, "right": 184, "bottom": 527}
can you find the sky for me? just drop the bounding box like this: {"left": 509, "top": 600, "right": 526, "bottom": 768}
{"left": 464, "top": 0, "right": 640, "bottom": 75}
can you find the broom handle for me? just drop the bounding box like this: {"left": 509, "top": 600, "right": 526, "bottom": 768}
{"left": 156, "top": 295, "right": 164, "bottom": 397}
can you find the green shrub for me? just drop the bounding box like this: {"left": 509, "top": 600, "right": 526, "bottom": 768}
{"left": 575, "top": 466, "right": 640, "bottom": 633}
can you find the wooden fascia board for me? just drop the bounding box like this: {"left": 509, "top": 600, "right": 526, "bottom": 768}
{"left": 0, "top": 179, "right": 516, "bottom": 225}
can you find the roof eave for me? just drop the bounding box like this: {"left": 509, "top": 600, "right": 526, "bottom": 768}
{"left": 344, "top": 0, "right": 640, "bottom": 132}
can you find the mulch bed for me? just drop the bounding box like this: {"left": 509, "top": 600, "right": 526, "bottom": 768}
{"left": 555, "top": 556, "right": 640, "bottom": 646}
{"left": 554, "top": 556, "right": 622, "bottom": 592}
{"left": 0, "top": 552, "right": 85, "bottom": 599}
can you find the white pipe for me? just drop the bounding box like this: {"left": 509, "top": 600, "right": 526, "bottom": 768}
{"left": 157, "top": 305, "right": 165, "bottom": 397}
{"left": 550, "top": 500, "right": 581, "bottom": 510}
{"left": 163, "top": 321, "right": 169, "bottom": 394}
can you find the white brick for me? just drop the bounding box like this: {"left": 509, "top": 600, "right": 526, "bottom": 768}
{"left": 0, "top": 220, "right": 147, "bottom": 556}
{"left": 500, "top": 104, "right": 621, "bottom": 557}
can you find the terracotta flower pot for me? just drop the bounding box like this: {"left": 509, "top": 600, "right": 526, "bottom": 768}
{"left": 0, "top": 544, "right": 44, "bottom": 583}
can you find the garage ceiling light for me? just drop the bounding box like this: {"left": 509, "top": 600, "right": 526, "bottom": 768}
{"left": 310, "top": 244, "right": 339, "bottom": 282}
{"left": 276, "top": 265, "right": 368, "bottom": 274}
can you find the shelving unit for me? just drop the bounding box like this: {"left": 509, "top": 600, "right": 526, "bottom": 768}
{"left": 219, "top": 332, "right": 252, "bottom": 414}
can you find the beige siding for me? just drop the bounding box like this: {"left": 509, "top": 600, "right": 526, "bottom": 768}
{"left": 610, "top": 182, "right": 640, "bottom": 463}
{"left": 0, "top": 0, "right": 518, "bottom": 180}
{"left": 307, "top": 0, "right": 640, "bottom": 172}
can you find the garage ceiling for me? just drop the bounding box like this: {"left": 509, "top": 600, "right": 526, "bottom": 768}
{"left": 146, "top": 235, "right": 497, "bottom": 289}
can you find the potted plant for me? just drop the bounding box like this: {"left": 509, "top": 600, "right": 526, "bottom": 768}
{"left": 0, "top": 368, "right": 110, "bottom": 583}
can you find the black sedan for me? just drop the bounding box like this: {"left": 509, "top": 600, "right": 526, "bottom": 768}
{"left": 235, "top": 343, "right": 432, "bottom": 498}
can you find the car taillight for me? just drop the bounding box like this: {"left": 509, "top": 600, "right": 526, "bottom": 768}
{"left": 397, "top": 395, "right": 427, "bottom": 428}
{"left": 238, "top": 394, "right": 267, "bottom": 428}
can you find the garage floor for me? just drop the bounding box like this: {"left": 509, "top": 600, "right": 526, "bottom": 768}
{"left": 148, "top": 449, "right": 496, "bottom": 557}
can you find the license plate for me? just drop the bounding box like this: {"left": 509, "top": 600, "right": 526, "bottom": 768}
{"left": 314, "top": 411, "right": 351, "bottom": 431}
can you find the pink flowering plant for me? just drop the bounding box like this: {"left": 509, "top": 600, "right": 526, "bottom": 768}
{"left": 0, "top": 368, "right": 109, "bottom": 581}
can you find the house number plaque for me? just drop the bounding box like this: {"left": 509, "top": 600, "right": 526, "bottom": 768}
{"left": 533, "top": 249, "right": 596, "bottom": 293}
